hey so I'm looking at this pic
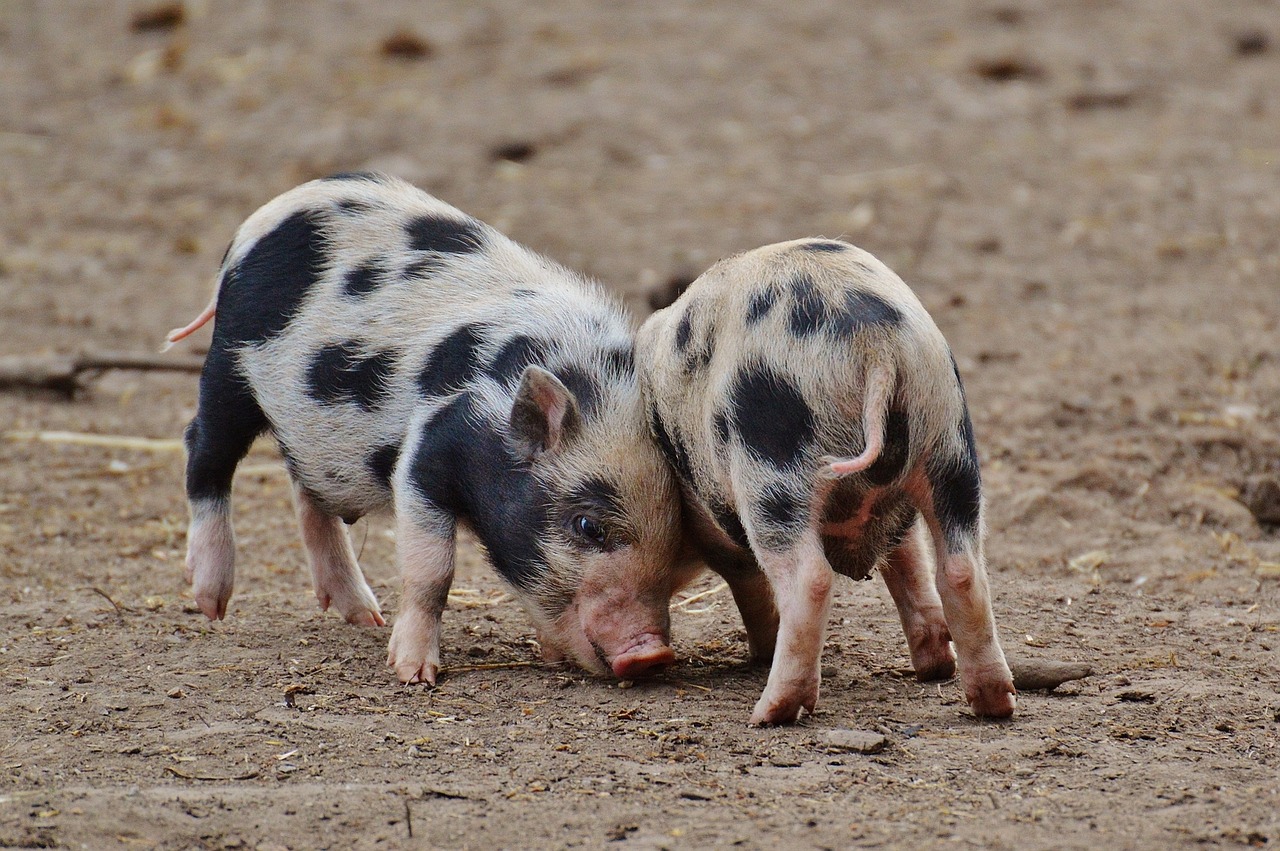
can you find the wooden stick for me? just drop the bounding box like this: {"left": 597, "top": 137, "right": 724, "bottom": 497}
{"left": 0, "top": 351, "right": 205, "bottom": 397}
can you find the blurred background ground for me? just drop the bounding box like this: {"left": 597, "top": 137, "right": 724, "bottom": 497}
{"left": 0, "top": 1, "right": 1277, "bottom": 848}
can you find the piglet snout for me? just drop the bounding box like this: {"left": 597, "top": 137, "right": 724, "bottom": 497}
{"left": 609, "top": 633, "right": 676, "bottom": 679}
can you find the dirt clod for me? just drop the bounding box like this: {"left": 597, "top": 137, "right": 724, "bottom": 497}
{"left": 821, "top": 729, "right": 889, "bottom": 755}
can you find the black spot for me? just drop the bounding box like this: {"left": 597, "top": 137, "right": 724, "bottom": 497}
{"left": 684, "top": 327, "right": 714, "bottom": 375}
{"left": 306, "top": 342, "right": 399, "bottom": 411}
{"left": 184, "top": 347, "right": 269, "bottom": 504}
{"left": 674, "top": 311, "right": 694, "bottom": 353}
{"left": 405, "top": 215, "right": 483, "bottom": 254}
{"left": 753, "top": 484, "right": 807, "bottom": 551}
{"left": 745, "top": 289, "right": 778, "bottom": 325}
{"left": 926, "top": 411, "right": 982, "bottom": 549}
{"left": 604, "top": 345, "right": 635, "bottom": 378}
{"left": 728, "top": 364, "right": 815, "bottom": 469}
{"left": 822, "top": 477, "right": 863, "bottom": 525}
{"left": 213, "top": 210, "right": 326, "bottom": 346}
{"left": 512, "top": 288, "right": 538, "bottom": 299}
{"left": 838, "top": 290, "right": 904, "bottom": 334}
{"left": 787, "top": 274, "right": 828, "bottom": 338}
{"left": 788, "top": 274, "right": 904, "bottom": 338}
{"left": 343, "top": 260, "right": 384, "bottom": 298}
{"left": 797, "top": 240, "right": 848, "bottom": 252}
{"left": 320, "top": 171, "right": 384, "bottom": 183}
{"left": 864, "top": 410, "right": 911, "bottom": 486}
{"left": 709, "top": 499, "right": 750, "bottom": 550}
{"left": 712, "top": 409, "right": 730, "bottom": 443}
{"left": 403, "top": 257, "right": 444, "bottom": 280}
{"left": 486, "top": 335, "right": 548, "bottom": 386}
{"left": 418, "top": 324, "right": 487, "bottom": 397}
{"left": 335, "top": 198, "right": 372, "bottom": 214}
{"left": 553, "top": 364, "right": 601, "bottom": 418}
{"left": 649, "top": 405, "right": 694, "bottom": 485}
{"left": 367, "top": 443, "right": 400, "bottom": 488}
{"left": 408, "top": 394, "right": 552, "bottom": 593}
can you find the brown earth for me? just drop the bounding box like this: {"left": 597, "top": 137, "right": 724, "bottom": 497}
{"left": 2, "top": 1, "right": 1278, "bottom": 848}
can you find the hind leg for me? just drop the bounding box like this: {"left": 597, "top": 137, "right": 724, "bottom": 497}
{"left": 748, "top": 529, "right": 834, "bottom": 725}
{"left": 881, "top": 521, "right": 955, "bottom": 681}
{"left": 183, "top": 348, "right": 267, "bottom": 620}
{"left": 910, "top": 446, "right": 1014, "bottom": 718}
{"left": 291, "top": 485, "right": 384, "bottom": 626}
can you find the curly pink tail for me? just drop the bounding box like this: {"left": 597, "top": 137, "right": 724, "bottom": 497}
{"left": 824, "top": 362, "right": 893, "bottom": 477}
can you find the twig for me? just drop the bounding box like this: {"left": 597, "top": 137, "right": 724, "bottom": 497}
{"left": 164, "top": 766, "right": 260, "bottom": 781}
{"left": 0, "top": 351, "right": 205, "bottom": 397}
{"left": 7, "top": 430, "right": 185, "bottom": 452}
{"left": 404, "top": 798, "right": 413, "bottom": 838}
{"left": 671, "top": 581, "right": 728, "bottom": 609}
{"left": 89, "top": 586, "right": 134, "bottom": 620}
{"left": 442, "top": 660, "right": 557, "bottom": 674}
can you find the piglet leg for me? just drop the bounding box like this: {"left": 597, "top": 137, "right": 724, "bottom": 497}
{"left": 717, "top": 563, "right": 780, "bottom": 665}
{"left": 749, "top": 531, "right": 834, "bottom": 725}
{"left": 881, "top": 521, "right": 955, "bottom": 681}
{"left": 185, "top": 498, "right": 236, "bottom": 621}
{"left": 387, "top": 499, "right": 456, "bottom": 686}
{"left": 292, "top": 485, "right": 384, "bottom": 626}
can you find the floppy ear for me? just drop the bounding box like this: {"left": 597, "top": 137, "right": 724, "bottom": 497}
{"left": 510, "top": 365, "right": 581, "bottom": 459}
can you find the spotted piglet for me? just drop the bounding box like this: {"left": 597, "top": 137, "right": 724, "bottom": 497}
{"left": 169, "top": 173, "right": 693, "bottom": 685}
{"left": 636, "top": 239, "right": 1015, "bottom": 725}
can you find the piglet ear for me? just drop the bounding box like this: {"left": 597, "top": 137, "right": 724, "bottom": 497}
{"left": 510, "top": 365, "right": 581, "bottom": 460}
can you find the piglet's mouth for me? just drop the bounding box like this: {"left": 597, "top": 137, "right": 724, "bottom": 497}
{"left": 602, "top": 633, "right": 676, "bottom": 680}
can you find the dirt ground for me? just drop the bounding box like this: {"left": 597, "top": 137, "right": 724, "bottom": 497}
{"left": 2, "top": 1, "right": 1278, "bottom": 848}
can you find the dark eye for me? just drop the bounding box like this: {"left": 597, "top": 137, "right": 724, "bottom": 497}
{"left": 572, "top": 514, "right": 608, "bottom": 546}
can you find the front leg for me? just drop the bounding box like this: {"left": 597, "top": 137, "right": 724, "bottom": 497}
{"left": 707, "top": 555, "right": 779, "bottom": 665}
{"left": 387, "top": 495, "right": 457, "bottom": 686}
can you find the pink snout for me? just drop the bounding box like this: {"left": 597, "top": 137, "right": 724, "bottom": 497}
{"left": 608, "top": 633, "right": 676, "bottom": 679}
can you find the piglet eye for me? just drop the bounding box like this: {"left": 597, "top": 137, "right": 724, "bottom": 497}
{"left": 572, "top": 514, "right": 608, "bottom": 546}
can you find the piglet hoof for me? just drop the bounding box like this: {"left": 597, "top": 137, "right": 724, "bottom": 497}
{"left": 749, "top": 681, "right": 819, "bottom": 727}
{"left": 911, "top": 644, "right": 957, "bottom": 683}
{"left": 387, "top": 609, "right": 441, "bottom": 686}
{"left": 966, "top": 675, "right": 1017, "bottom": 719}
{"left": 191, "top": 573, "right": 233, "bottom": 620}
{"left": 346, "top": 609, "right": 386, "bottom": 628}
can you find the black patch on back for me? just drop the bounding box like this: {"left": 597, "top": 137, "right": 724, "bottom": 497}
{"left": 486, "top": 335, "right": 548, "bottom": 386}
{"left": 797, "top": 240, "right": 848, "bottom": 252}
{"left": 418, "top": 323, "right": 486, "bottom": 397}
{"left": 788, "top": 274, "right": 904, "bottom": 338}
{"left": 753, "top": 484, "right": 807, "bottom": 551}
{"left": 746, "top": 289, "right": 778, "bottom": 325}
{"left": 864, "top": 410, "right": 911, "bottom": 486}
{"left": 787, "top": 274, "right": 828, "bottom": 338}
{"left": 674, "top": 311, "right": 694, "bottom": 353}
{"left": 335, "top": 198, "right": 372, "bottom": 214}
{"left": 728, "top": 364, "right": 815, "bottom": 469}
{"left": 649, "top": 405, "right": 695, "bottom": 486}
{"left": 214, "top": 210, "right": 326, "bottom": 346}
{"left": 405, "top": 215, "right": 484, "bottom": 254}
{"left": 838, "top": 290, "right": 904, "bottom": 334}
{"left": 408, "top": 394, "right": 551, "bottom": 592}
{"left": 343, "top": 260, "right": 385, "bottom": 298}
{"left": 367, "top": 442, "right": 400, "bottom": 488}
{"left": 306, "top": 342, "right": 399, "bottom": 411}
{"left": 709, "top": 499, "right": 751, "bottom": 550}
{"left": 320, "top": 171, "right": 383, "bottom": 183}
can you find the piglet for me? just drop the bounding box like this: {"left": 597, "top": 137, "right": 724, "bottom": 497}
{"left": 169, "top": 172, "right": 693, "bottom": 684}
{"left": 636, "top": 238, "right": 1015, "bottom": 724}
